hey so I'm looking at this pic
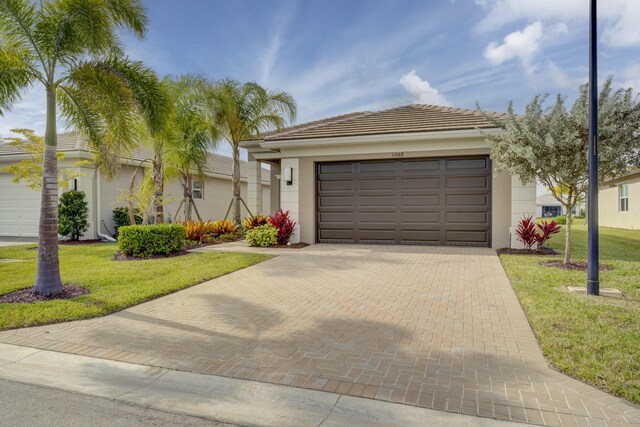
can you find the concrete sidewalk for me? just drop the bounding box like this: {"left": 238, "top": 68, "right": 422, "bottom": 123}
{"left": 0, "top": 343, "right": 524, "bottom": 427}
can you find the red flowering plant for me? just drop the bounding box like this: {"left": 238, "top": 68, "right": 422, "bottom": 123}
{"left": 515, "top": 215, "right": 562, "bottom": 250}
{"left": 268, "top": 209, "right": 296, "bottom": 245}
{"left": 536, "top": 220, "right": 561, "bottom": 247}
{"left": 515, "top": 215, "right": 538, "bottom": 250}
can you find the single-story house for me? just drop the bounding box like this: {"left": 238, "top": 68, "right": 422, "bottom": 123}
{"left": 599, "top": 169, "right": 640, "bottom": 229}
{"left": 0, "top": 133, "right": 271, "bottom": 239}
{"left": 241, "top": 104, "right": 536, "bottom": 248}
{"left": 536, "top": 193, "right": 584, "bottom": 218}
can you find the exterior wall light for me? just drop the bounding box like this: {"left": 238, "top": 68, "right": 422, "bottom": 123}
{"left": 284, "top": 167, "right": 293, "bottom": 185}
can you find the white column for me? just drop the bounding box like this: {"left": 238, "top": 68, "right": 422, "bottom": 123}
{"left": 280, "top": 158, "right": 300, "bottom": 243}
{"left": 509, "top": 175, "right": 537, "bottom": 248}
{"left": 247, "top": 155, "right": 263, "bottom": 215}
{"left": 270, "top": 163, "right": 281, "bottom": 215}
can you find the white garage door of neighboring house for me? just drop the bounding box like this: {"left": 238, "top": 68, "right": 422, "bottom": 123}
{"left": 0, "top": 174, "right": 41, "bottom": 237}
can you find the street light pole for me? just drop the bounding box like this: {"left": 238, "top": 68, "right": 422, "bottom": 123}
{"left": 587, "top": 0, "right": 600, "bottom": 295}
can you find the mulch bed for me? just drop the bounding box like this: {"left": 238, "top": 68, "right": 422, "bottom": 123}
{"left": 539, "top": 260, "right": 614, "bottom": 271}
{"left": 271, "top": 242, "right": 310, "bottom": 249}
{"left": 0, "top": 284, "right": 90, "bottom": 304}
{"left": 496, "top": 247, "right": 560, "bottom": 255}
{"left": 113, "top": 250, "right": 191, "bottom": 261}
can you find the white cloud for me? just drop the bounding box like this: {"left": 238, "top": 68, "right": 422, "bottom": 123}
{"left": 399, "top": 70, "right": 451, "bottom": 106}
{"left": 545, "top": 61, "right": 585, "bottom": 89}
{"left": 483, "top": 21, "right": 543, "bottom": 72}
{"left": 476, "top": 0, "right": 640, "bottom": 48}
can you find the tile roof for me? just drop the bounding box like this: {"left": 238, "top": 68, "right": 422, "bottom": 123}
{"left": 256, "top": 104, "right": 505, "bottom": 142}
{"left": 0, "top": 133, "right": 269, "bottom": 182}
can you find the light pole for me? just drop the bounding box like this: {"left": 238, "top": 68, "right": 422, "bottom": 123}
{"left": 587, "top": 0, "right": 599, "bottom": 295}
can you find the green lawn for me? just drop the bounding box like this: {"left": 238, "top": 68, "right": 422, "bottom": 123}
{"left": 0, "top": 243, "right": 271, "bottom": 331}
{"left": 500, "top": 223, "right": 640, "bottom": 404}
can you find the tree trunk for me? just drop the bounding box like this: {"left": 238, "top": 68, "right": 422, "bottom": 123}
{"left": 33, "top": 88, "right": 63, "bottom": 296}
{"left": 183, "top": 173, "right": 193, "bottom": 221}
{"left": 232, "top": 145, "right": 241, "bottom": 224}
{"left": 153, "top": 148, "right": 164, "bottom": 224}
{"left": 564, "top": 193, "right": 573, "bottom": 265}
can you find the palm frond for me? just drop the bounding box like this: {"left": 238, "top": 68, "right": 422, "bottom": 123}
{"left": 0, "top": 42, "right": 39, "bottom": 114}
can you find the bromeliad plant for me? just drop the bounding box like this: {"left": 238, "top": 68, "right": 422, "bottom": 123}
{"left": 268, "top": 209, "right": 296, "bottom": 245}
{"left": 180, "top": 219, "right": 239, "bottom": 243}
{"left": 515, "top": 216, "right": 562, "bottom": 250}
{"left": 242, "top": 214, "right": 269, "bottom": 231}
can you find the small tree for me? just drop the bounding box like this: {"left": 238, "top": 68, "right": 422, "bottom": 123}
{"left": 58, "top": 191, "right": 88, "bottom": 241}
{"left": 3, "top": 129, "right": 88, "bottom": 190}
{"left": 481, "top": 78, "right": 640, "bottom": 264}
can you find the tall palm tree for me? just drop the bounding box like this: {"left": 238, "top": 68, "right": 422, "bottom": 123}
{"left": 165, "top": 75, "right": 219, "bottom": 221}
{"left": 0, "top": 0, "right": 169, "bottom": 295}
{"left": 211, "top": 79, "right": 296, "bottom": 225}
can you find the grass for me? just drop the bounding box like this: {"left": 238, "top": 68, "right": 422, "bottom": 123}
{"left": 0, "top": 243, "right": 271, "bottom": 331}
{"left": 499, "top": 223, "right": 640, "bottom": 404}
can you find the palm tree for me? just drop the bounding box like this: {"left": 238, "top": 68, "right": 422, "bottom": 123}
{"left": 165, "top": 75, "right": 219, "bottom": 221}
{"left": 0, "top": 0, "right": 169, "bottom": 295}
{"left": 211, "top": 79, "right": 296, "bottom": 225}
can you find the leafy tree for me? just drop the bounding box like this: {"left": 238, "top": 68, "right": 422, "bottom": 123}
{"left": 3, "top": 128, "right": 89, "bottom": 190}
{"left": 0, "top": 0, "right": 169, "bottom": 295}
{"left": 211, "top": 79, "right": 296, "bottom": 225}
{"left": 482, "top": 77, "right": 640, "bottom": 264}
{"left": 58, "top": 190, "right": 88, "bottom": 240}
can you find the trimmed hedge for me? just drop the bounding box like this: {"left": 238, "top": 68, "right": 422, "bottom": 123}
{"left": 118, "top": 224, "right": 186, "bottom": 258}
{"left": 245, "top": 224, "right": 278, "bottom": 247}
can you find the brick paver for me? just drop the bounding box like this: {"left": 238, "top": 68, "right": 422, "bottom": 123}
{"left": 1, "top": 244, "right": 638, "bottom": 426}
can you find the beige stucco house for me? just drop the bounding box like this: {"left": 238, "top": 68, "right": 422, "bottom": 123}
{"left": 599, "top": 169, "right": 640, "bottom": 230}
{"left": 0, "top": 133, "right": 271, "bottom": 239}
{"left": 242, "top": 104, "right": 536, "bottom": 248}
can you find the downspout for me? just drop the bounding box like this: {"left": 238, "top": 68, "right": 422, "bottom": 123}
{"left": 96, "top": 168, "right": 116, "bottom": 242}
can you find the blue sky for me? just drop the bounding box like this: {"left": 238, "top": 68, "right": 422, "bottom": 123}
{"left": 2, "top": 0, "right": 640, "bottom": 160}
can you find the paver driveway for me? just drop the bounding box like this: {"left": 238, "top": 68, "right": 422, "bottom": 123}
{"left": 1, "top": 244, "right": 638, "bottom": 426}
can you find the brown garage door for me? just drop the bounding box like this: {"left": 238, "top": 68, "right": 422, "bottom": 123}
{"left": 316, "top": 156, "right": 492, "bottom": 246}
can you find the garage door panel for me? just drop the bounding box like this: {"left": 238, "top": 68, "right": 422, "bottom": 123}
{"left": 358, "top": 196, "right": 395, "bottom": 207}
{"left": 401, "top": 177, "right": 439, "bottom": 190}
{"left": 401, "top": 194, "right": 439, "bottom": 206}
{"left": 359, "top": 178, "right": 395, "bottom": 190}
{"left": 401, "top": 211, "right": 439, "bottom": 223}
{"left": 446, "top": 211, "right": 489, "bottom": 224}
{"left": 401, "top": 159, "right": 439, "bottom": 171}
{"left": 319, "top": 180, "right": 354, "bottom": 191}
{"left": 318, "top": 163, "right": 353, "bottom": 174}
{"left": 317, "top": 157, "right": 491, "bottom": 246}
{"left": 446, "top": 194, "right": 488, "bottom": 207}
{"left": 318, "top": 196, "right": 354, "bottom": 207}
{"left": 446, "top": 176, "right": 489, "bottom": 189}
{"left": 446, "top": 158, "right": 489, "bottom": 170}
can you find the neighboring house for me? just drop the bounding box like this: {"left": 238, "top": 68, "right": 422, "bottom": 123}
{"left": 536, "top": 193, "right": 584, "bottom": 218}
{"left": 599, "top": 169, "right": 640, "bottom": 230}
{"left": 242, "top": 104, "right": 537, "bottom": 248}
{"left": 0, "top": 133, "right": 271, "bottom": 239}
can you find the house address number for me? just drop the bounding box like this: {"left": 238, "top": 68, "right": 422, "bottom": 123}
{"left": 391, "top": 152, "right": 404, "bottom": 158}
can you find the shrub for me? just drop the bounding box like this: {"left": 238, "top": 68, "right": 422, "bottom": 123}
{"left": 555, "top": 215, "right": 567, "bottom": 224}
{"left": 245, "top": 224, "right": 278, "bottom": 247}
{"left": 536, "top": 220, "right": 561, "bottom": 247}
{"left": 242, "top": 214, "right": 269, "bottom": 231}
{"left": 118, "top": 224, "right": 185, "bottom": 258}
{"left": 113, "top": 207, "right": 142, "bottom": 236}
{"left": 268, "top": 209, "right": 296, "bottom": 245}
{"left": 58, "top": 190, "right": 89, "bottom": 241}
{"left": 211, "top": 219, "right": 239, "bottom": 236}
{"left": 218, "top": 232, "right": 240, "bottom": 242}
{"left": 515, "top": 215, "right": 538, "bottom": 250}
